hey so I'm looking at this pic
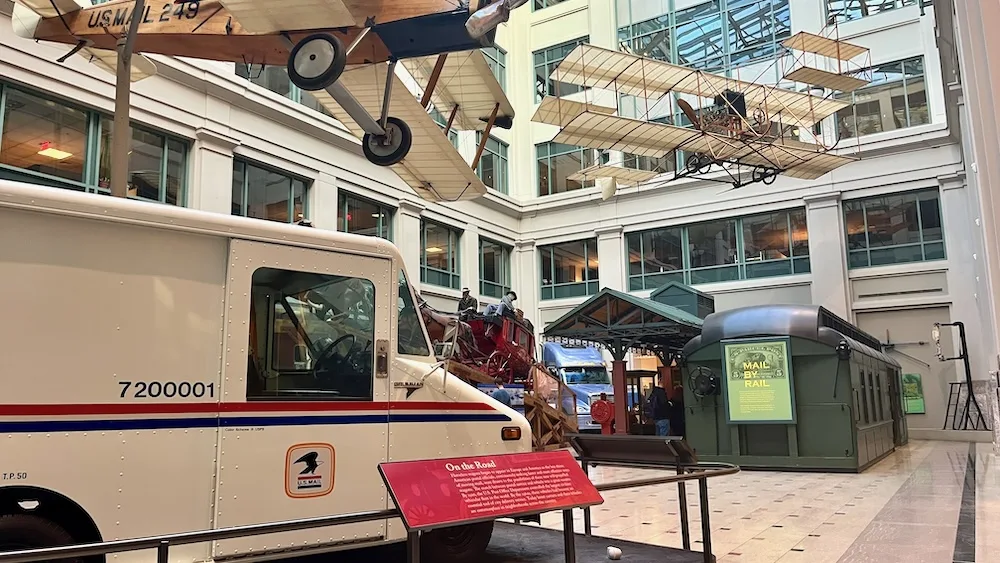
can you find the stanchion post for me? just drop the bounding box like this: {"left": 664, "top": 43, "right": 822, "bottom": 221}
{"left": 698, "top": 477, "right": 712, "bottom": 563}
{"left": 675, "top": 461, "right": 691, "bottom": 550}
{"left": 580, "top": 458, "right": 592, "bottom": 536}
{"left": 156, "top": 540, "right": 169, "bottom": 563}
{"left": 562, "top": 509, "right": 576, "bottom": 563}
{"left": 406, "top": 531, "right": 420, "bottom": 563}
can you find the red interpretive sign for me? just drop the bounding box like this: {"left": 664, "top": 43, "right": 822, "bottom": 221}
{"left": 378, "top": 450, "right": 604, "bottom": 531}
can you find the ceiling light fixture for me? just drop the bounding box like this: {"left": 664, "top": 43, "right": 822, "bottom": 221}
{"left": 37, "top": 142, "right": 72, "bottom": 160}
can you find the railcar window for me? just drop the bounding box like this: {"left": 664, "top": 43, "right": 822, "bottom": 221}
{"left": 397, "top": 270, "right": 431, "bottom": 356}
{"left": 247, "top": 267, "right": 376, "bottom": 400}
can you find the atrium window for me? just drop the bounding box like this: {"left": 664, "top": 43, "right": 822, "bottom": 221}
{"left": 482, "top": 46, "right": 507, "bottom": 91}
{"left": 537, "top": 142, "right": 596, "bottom": 196}
{"left": 337, "top": 192, "right": 393, "bottom": 239}
{"left": 421, "top": 220, "right": 461, "bottom": 290}
{"left": 480, "top": 238, "right": 512, "bottom": 299}
{"left": 623, "top": 152, "right": 675, "bottom": 175}
{"left": 626, "top": 208, "right": 810, "bottom": 290}
{"left": 476, "top": 132, "right": 509, "bottom": 195}
{"left": 826, "top": 0, "right": 918, "bottom": 25}
{"left": 844, "top": 189, "right": 945, "bottom": 269}
{"left": 231, "top": 159, "right": 307, "bottom": 224}
{"left": 540, "top": 239, "right": 599, "bottom": 300}
{"left": 0, "top": 83, "right": 187, "bottom": 203}
{"left": 533, "top": 0, "right": 570, "bottom": 11}
{"left": 833, "top": 57, "right": 929, "bottom": 140}
{"left": 617, "top": 0, "right": 791, "bottom": 72}
{"left": 235, "top": 64, "right": 334, "bottom": 118}
{"left": 430, "top": 107, "right": 460, "bottom": 148}
{"left": 533, "top": 37, "right": 589, "bottom": 103}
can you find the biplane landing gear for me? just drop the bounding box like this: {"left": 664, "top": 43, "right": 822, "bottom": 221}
{"left": 362, "top": 116, "right": 413, "bottom": 166}
{"left": 287, "top": 33, "right": 347, "bottom": 92}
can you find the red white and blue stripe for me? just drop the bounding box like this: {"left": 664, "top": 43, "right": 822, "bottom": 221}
{"left": 0, "top": 402, "right": 511, "bottom": 433}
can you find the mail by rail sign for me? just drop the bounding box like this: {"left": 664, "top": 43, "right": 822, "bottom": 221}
{"left": 720, "top": 337, "right": 796, "bottom": 424}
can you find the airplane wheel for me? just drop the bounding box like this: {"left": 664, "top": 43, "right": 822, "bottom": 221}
{"left": 287, "top": 33, "right": 347, "bottom": 92}
{"left": 362, "top": 117, "right": 412, "bottom": 166}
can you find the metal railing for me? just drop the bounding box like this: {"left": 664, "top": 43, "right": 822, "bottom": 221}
{"left": 0, "top": 462, "right": 738, "bottom": 563}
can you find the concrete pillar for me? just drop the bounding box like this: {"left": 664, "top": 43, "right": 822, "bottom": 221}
{"left": 513, "top": 239, "right": 538, "bottom": 333}
{"left": 189, "top": 128, "right": 240, "bottom": 215}
{"left": 940, "top": 173, "right": 990, "bottom": 381}
{"left": 804, "top": 192, "right": 851, "bottom": 319}
{"left": 460, "top": 223, "right": 480, "bottom": 301}
{"left": 952, "top": 0, "right": 1000, "bottom": 378}
{"left": 396, "top": 200, "right": 424, "bottom": 285}
{"left": 595, "top": 225, "right": 625, "bottom": 292}
{"left": 308, "top": 172, "right": 339, "bottom": 231}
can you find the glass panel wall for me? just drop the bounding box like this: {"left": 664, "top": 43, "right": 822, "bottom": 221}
{"left": 476, "top": 133, "right": 509, "bottom": 194}
{"left": 482, "top": 46, "right": 507, "bottom": 91}
{"left": 231, "top": 158, "right": 307, "bottom": 223}
{"left": 480, "top": 238, "right": 512, "bottom": 299}
{"left": 627, "top": 208, "right": 810, "bottom": 290}
{"left": 337, "top": 192, "right": 393, "bottom": 239}
{"left": 421, "top": 220, "right": 461, "bottom": 289}
{"left": 844, "top": 189, "right": 945, "bottom": 268}
{"left": 0, "top": 82, "right": 187, "bottom": 204}
{"left": 235, "top": 64, "right": 335, "bottom": 118}
{"left": 533, "top": 37, "right": 589, "bottom": 102}
{"left": 537, "top": 142, "right": 597, "bottom": 196}
{"left": 826, "top": 0, "right": 918, "bottom": 24}
{"left": 540, "top": 238, "right": 599, "bottom": 300}
{"left": 832, "top": 57, "right": 929, "bottom": 140}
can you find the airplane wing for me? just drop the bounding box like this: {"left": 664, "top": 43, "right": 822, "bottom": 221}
{"left": 217, "top": 0, "right": 360, "bottom": 34}
{"left": 12, "top": 0, "right": 157, "bottom": 82}
{"left": 400, "top": 50, "right": 515, "bottom": 132}
{"left": 313, "top": 64, "right": 488, "bottom": 202}
{"left": 549, "top": 44, "right": 848, "bottom": 128}
{"left": 567, "top": 164, "right": 660, "bottom": 185}
{"left": 532, "top": 96, "right": 856, "bottom": 181}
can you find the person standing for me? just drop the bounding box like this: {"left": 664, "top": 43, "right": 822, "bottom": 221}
{"left": 492, "top": 377, "right": 512, "bottom": 407}
{"left": 647, "top": 374, "right": 672, "bottom": 436}
{"left": 457, "top": 288, "right": 478, "bottom": 314}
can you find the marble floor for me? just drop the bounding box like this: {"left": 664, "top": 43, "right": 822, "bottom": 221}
{"left": 533, "top": 440, "right": 998, "bottom": 563}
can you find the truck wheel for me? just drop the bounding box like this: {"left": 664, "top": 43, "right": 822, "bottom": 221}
{"left": 0, "top": 514, "right": 80, "bottom": 562}
{"left": 421, "top": 520, "right": 494, "bottom": 563}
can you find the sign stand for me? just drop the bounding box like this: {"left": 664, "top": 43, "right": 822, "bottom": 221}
{"left": 379, "top": 451, "right": 604, "bottom": 563}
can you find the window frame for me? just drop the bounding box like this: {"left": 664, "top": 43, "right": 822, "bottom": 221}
{"left": 536, "top": 142, "right": 600, "bottom": 196}
{"left": 337, "top": 191, "right": 394, "bottom": 240}
{"left": 532, "top": 0, "right": 571, "bottom": 12}
{"left": 539, "top": 238, "right": 600, "bottom": 300}
{"left": 419, "top": 220, "right": 462, "bottom": 290}
{"left": 482, "top": 45, "right": 507, "bottom": 91}
{"left": 234, "top": 63, "right": 335, "bottom": 118}
{"left": 533, "top": 36, "right": 589, "bottom": 103}
{"left": 829, "top": 56, "right": 929, "bottom": 142}
{"left": 479, "top": 238, "right": 512, "bottom": 299}
{"left": 825, "top": 0, "right": 919, "bottom": 25}
{"left": 843, "top": 188, "right": 946, "bottom": 269}
{"left": 475, "top": 132, "right": 510, "bottom": 195}
{"left": 0, "top": 81, "right": 188, "bottom": 204}
{"left": 626, "top": 208, "right": 811, "bottom": 291}
{"left": 430, "top": 106, "right": 460, "bottom": 148}
{"left": 231, "top": 157, "right": 310, "bottom": 224}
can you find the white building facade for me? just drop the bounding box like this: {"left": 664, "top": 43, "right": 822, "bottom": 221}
{"left": 0, "top": 0, "right": 985, "bottom": 437}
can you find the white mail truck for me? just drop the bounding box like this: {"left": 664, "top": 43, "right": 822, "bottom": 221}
{"left": 0, "top": 179, "right": 532, "bottom": 563}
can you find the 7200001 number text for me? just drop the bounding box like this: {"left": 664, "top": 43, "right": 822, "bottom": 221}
{"left": 119, "top": 381, "right": 216, "bottom": 399}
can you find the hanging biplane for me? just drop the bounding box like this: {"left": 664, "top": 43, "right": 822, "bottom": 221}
{"left": 533, "top": 36, "right": 871, "bottom": 198}
{"left": 11, "top": 0, "right": 525, "bottom": 202}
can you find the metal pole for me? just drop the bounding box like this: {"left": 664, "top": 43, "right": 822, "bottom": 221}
{"left": 561, "top": 509, "right": 576, "bottom": 563}
{"left": 406, "top": 531, "right": 420, "bottom": 563}
{"left": 698, "top": 477, "right": 712, "bottom": 563}
{"left": 580, "top": 459, "right": 592, "bottom": 536}
{"left": 111, "top": 0, "right": 146, "bottom": 198}
{"left": 676, "top": 462, "right": 691, "bottom": 550}
{"left": 155, "top": 541, "right": 168, "bottom": 563}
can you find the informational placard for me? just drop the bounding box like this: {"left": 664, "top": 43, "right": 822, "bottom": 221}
{"left": 378, "top": 450, "right": 603, "bottom": 532}
{"left": 902, "top": 373, "right": 926, "bottom": 414}
{"left": 720, "top": 337, "right": 796, "bottom": 424}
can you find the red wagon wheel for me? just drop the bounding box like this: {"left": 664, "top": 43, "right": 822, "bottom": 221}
{"left": 485, "top": 351, "right": 512, "bottom": 384}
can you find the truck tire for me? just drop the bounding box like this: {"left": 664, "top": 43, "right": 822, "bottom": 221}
{"left": 420, "top": 520, "right": 494, "bottom": 563}
{"left": 0, "top": 514, "right": 80, "bottom": 562}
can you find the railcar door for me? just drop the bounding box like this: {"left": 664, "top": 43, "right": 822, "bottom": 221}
{"left": 213, "top": 239, "right": 392, "bottom": 557}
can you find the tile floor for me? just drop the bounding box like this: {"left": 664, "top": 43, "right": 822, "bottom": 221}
{"left": 532, "top": 440, "right": 998, "bottom": 563}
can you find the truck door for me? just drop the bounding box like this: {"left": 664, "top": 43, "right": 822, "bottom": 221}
{"left": 214, "top": 239, "right": 392, "bottom": 557}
